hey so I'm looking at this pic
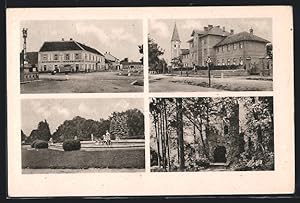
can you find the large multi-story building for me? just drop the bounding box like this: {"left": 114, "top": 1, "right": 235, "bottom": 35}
{"left": 171, "top": 24, "right": 271, "bottom": 72}
{"left": 38, "top": 39, "right": 105, "bottom": 73}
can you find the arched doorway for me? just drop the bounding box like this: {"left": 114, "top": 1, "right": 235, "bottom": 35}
{"left": 213, "top": 146, "right": 227, "bottom": 163}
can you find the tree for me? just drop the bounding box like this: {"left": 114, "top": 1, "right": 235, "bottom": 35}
{"left": 28, "top": 120, "right": 51, "bottom": 142}
{"left": 176, "top": 98, "right": 185, "bottom": 171}
{"left": 21, "top": 130, "right": 27, "bottom": 143}
{"left": 171, "top": 56, "right": 183, "bottom": 75}
{"left": 52, "top": 116, "right": 105, "bottom": 142}
{"left": 37, "top": 120, "right": 51, "bottom": 141}
{"left": 98, "top": 118, "right": 110, "bottom": 137}
{"left": 148, "top": 36, "right": 165, "bottom": 73}
{"left": 125, "top": 109, "right": 144, "bottom": 137}
{"left": 110, "top": 112, "right": 129, "bottom": 139}
{"left": 138, "top": 44, "right": 143, "bottom": 63}
{"left": 266, "top": 43, "right": 273, "bottom": 59}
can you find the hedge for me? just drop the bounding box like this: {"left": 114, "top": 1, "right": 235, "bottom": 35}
{"left": 172, "top": 64, "right": 241, "bottom": 71}
{"left": 63, "top": 139, "right": 81, "bottom": 151}
{"left": 31, "top": 140, "right": 48, "bottom": 149}
{"left": 31, "top": 140, "right": 39, "bottom": 148}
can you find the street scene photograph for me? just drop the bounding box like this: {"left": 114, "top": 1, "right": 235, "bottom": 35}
{"left": 20, "top": 20, "right": 144, "bottom": 93}
{"left": 148, "top": 18, "right": 273, "bottom": 92}
{"left": 21, "top": 98, "right": 145, "bottom": 173}
{"left": 150, "top": 97, "right": 274, "bottom": 172}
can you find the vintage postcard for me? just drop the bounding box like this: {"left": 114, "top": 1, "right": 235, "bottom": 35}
{"left": 6, "top": 6, "right": 294, "bottom": 197}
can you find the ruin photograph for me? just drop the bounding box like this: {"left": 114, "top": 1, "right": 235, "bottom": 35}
{"left": 150, "top": 96, "right": 274, "bottom": 172}
{"left": 149, "top": 18, "right": 273, "bottom": 92}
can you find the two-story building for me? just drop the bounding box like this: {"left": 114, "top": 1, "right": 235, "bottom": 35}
{"left": 187, "top": 25, "right": 230, "bottom": 66}
{"left": 38, "top": 39, "right": 105, "bottom": 73}
{"left": 214, "top": 28, "right": 270, "bottom": 70}
{"left": 171, "top": 24, "right": 271, "bottom": 72}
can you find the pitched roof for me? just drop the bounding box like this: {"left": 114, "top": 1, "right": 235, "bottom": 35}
{"left": 180, "top": 49, "right": 189, "bottom": 55}
{"left": 104, "top": 52, "right": 119, "bottom": 61}
{"left": 215, "top": 31, "right": 270, "bottom": 47}
{"left": 187, "top": 38, "right": 194, "bottom": 43}
{"left": 191, "top": 29, "right": 206, "bottom": 36}
{"left": 191, "top": 26, "right": 230, "bottom": 38}
{"left": 39, "top": 40, "right": 103, "bottom": 56}
{"left": 171, "top": 23, "right": 180, "bottom": 42}
{"left": 75, "top": 41, "right": 103, "bottom": 56}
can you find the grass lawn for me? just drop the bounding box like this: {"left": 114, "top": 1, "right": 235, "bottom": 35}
{"left": 149, "top": 74, "right": 273, "bottom": 92}
{"left": 21, "top": 72, "right": 143, "bottom": 93}
{"left": 22, "top": 148, "right": 145, "bottom": 169}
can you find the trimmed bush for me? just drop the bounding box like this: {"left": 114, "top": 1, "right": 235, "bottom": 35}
{"left": 63, "top": 139, "right": 81, "bottom": 151}
{"left": 34, "top": 140, "right": 48, "bottom": 149}
{"left": 31, "top": 139, "right": 40, "bottom": 148}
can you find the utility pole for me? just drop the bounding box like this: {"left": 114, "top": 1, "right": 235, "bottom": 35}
{"left": 22, "top": 28, "right": 28, "bottom": 68}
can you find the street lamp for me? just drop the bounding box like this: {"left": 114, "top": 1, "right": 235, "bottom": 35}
{"left": 206, "top": 56, "right": 213, "bottom": 87}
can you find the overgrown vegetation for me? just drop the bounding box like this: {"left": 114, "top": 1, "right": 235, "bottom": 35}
{"left": 150, "top": 97, "right": 274, "bottom": 172}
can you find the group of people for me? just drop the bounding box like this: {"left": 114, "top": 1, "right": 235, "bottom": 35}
{"left": 94, "top": 130, "right": 112, "bottom": 145}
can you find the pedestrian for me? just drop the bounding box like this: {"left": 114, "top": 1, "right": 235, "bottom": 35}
{"left": 105, "top": 130, "right": 111, "bottom": 145}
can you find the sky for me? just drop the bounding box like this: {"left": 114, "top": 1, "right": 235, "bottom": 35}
{"left": 20, "top": 20, "right": 143, "bottom": 61}
{"left": 21, "top": 98, "right": 144, "bottom": 135}
{"left": 149, "top": 18, "right": 272, "bottom": 64}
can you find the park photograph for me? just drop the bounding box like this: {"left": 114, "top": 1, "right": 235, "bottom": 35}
{"left": 148, "top": 18, "right": 273, "bottom": 92}
{"left": 20, "top": 20, "right": 144, "bottom": 93}
{"left": 150, "top": 96, "right": 274, "bottom": 172}
{"left": 21, "top": 98, "right": 145, "bottom": 173}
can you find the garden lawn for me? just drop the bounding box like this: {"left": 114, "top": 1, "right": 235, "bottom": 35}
{"left": 22, "top": 148, "right": 145, "bottom": 169}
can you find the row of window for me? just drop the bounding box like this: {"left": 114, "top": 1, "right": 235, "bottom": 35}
{"left": 41, "top": 52, "right": 103, "bottom": 62}
{"left": 216, "top": 42, "right": 243, "bottom": 53}
{"left": 189, "top": 37, "right": 207, "bottom": 48}
{"left": 216, "top": 57, "right": 244, "bottom": 66}
{"left": 40, "top": 63, "right": 99, "bottom": 71}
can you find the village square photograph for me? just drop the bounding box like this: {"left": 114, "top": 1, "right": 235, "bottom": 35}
{"left": 150, "top": 96, "right": 274, "bottom": 172}
{"left": 20, "top": 20, "right": 144, "bottom": 93}
{"left": 21, "top": 98, "right": 145, "bottom": 173}
{"left": 148, "top": 18, "right": 273, "bottom": 92}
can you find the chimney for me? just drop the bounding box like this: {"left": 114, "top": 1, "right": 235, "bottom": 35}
{"left": 250, "top": 28, "right": 253, "bottom": 34}
{"left": 204, "top": 26, "right": 208, "bottom": 31}
{"left": 223, "top": 26, "right": 225, "bottom": 32}
{"left": 70, "top": 38, "right": 73, "bottom": 41}
{"left": 208, "top": 24, "right": 213, "bottom": 29}
{"left": 230, "top": 29, "right": 234, "bottom": 35}
{"left": 62, "top": 38, "right": 64, "bottom": 41}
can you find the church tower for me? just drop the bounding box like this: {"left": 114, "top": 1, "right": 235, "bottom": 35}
{"left": 171, "top": 23, "right": 181, "bottom": 61}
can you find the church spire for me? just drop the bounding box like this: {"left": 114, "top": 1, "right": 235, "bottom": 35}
{"left": 171, "top": 23, "right": 180, "bottom": 42}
